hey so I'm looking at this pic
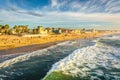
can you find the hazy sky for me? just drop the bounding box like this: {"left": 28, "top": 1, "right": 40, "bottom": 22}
{"left": 0, "top": 0, "right": 120, "bottom": 29}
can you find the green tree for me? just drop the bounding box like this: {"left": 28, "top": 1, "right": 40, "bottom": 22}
{"left": 4, "top": 24, "right": 10, "bottom": 29}
{"left": 0, "top": 25, "right": 3, "bottom": 33}
{"left": 13, "top": 25, "right": 21, "bottom": 34}
{"left": 33, "top": 29, "right": 37, "bottom": 34}
{"left": 37, "top": 26, "right": 43, "bottom": 29}
{"left": 13, "top": 25, "right": 17, "bottom": 29}
{"left": 24, "top": 25, "right": 29, "bottom": 33}
{"left": 0, "top": 25, "right": 2, "bottom": 29}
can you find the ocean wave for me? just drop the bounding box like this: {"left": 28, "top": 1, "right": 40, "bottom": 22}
{"left": 98, "top": 34, "right": 120, "bottom": 47}
{"left": 0, "top": 40, "right": 90, "bottom": 80}
{"left": 43, "top": 34, "right": 120, "bottom": 80}
{"left": 101, "top": 34, "right": 120, "bottom": 41}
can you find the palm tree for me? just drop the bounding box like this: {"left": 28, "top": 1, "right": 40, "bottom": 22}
{"left": 45, "top": 27, "right": 51, "bottom": 33}
{"left": 13, "top": 25, "right": 17, "bottom": 29}
{"left": 38, "top": 26, "right": 43, "bottom": 29}
{"left": 52, "top": 27, "right": 55, "bottom": 33}
{"left": 24, "top": 25, "right": 29, "bottom": 33}
{"left": 0, "top": 25, "right": 3, "bottom": 34}
{"left": 2, "top": 24, "right": 10, "bottom": 34}
{"left": 0, "top": 25, "right": 2, "bottom": 29}
{"left": 13, "top": 25, "right": 21, "bottom": 34}
{"left": 4, "top": 24, "right": 10, "bottom": 29}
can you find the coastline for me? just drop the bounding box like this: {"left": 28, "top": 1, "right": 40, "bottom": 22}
{"left": 0, "top": 32, "right": 119, "bottom": 80}
{"left": 0, "top": 40, "right": 74, "bottom": 55}
{"left": 0, "top": 32, "right": 116, "bottom": 55}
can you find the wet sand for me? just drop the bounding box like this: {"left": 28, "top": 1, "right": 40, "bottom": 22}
{"left": 0, "top": 41, "right": 63, "bottom": 55}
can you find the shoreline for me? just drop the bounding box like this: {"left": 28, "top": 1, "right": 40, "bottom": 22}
{"left": 0, "top": 40, "right": 65, "bottom": 55}
{"left": 0, "top": 32, "right": 117, "bottom": 55}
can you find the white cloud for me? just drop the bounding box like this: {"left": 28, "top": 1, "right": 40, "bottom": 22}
{"left": 51, "top": 0, "right": 67, "bottom": 10}
{"left": 41, "top": 11, "right": 120, "bottom": 23}
{"left": 51, "top": 0, "right": 58, "bottom": 8}
{"left": 99, "top": 0, "right": 108, "bottom": 4}
{"left": 105, "top": 0, "right": 120, "bottom": 13}
{"left": 0, "top": 7, "right": 120, "bottom": 24}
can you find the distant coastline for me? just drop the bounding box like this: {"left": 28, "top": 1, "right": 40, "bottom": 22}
{"left": 0, "top": 24, "right": 120, "bottom": 55}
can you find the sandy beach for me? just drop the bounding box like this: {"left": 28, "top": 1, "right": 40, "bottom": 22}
{"left": 0, "top": 32, "right": 112, "bottom": 55}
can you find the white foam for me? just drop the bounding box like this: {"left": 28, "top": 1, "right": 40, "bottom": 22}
{"left": 101, "top": 34, "right": 120, "bottom": 41}
{"left": 46, "top": 40, "right": 120, "bottom": 78}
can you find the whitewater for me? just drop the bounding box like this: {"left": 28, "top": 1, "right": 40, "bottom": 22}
{"left": 43, "top": 34, "right": 120, "bottom": 80}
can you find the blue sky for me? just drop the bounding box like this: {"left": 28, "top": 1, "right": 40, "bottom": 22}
{"left": 0, "top": 0, "right": 120, "bottom": 29}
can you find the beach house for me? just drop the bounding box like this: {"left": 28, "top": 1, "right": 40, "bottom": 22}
{"left": 37, "top": 26, "right": 48, "bottom": 34}
{"left": 54, "top": 28, "right": 62, "bottom": 34}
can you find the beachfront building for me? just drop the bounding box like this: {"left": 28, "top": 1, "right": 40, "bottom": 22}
{"left": 74, "top": 29, "right": 81, "bottom": 34}
{"left": 85, "top": 29, "right": 97, "bottom": 33}
{"left": 54, "top": 28, "right": 62, "bottom": 34}
{"left": 28, "top": 29, "right": 33, "bottom": 34}
{"left": 58, "top": 28, "right": 62, "bottom": 33}
{"left": 81, "top": 28, "right": 86, "bottom": 34}
{"left": 37, "top": 26, "right": 47, "bottom": 34}
{"left": 85, "top": 29, "right": 92, "bottom": 33}
{"left": 65, "top": 29, "right": 81, "bottom": 34}
{"left": 62, "top": 29, "right": 68, "bottom": 33}
{"left": 92, "top": 29, "right": 98, "bottom": 33}
{"left": 62, "top": 29, "right": 72, "bottom": 33}
{"left": 8, "top": 29, "right": 17, "bottom": 35}
{"left": 45, "top": 27, "right": 53, "bottom": 34}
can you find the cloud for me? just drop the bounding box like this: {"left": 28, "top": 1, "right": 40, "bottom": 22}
{"left": 50, "top": 0, "right": 120, "bottom": 13}
{"left": 0, "top": 7, "right": 120, "bottom": 24}
{"left": 51, "top": 0, "right": 58, "bottom": 7}
{"left": 0, "top": 9, "right": 42, "bottom": 23}
{"left": 2, "top": 0, "right": 120, "bottom": 14}
{"left": 50, "top": 0, "right": 67, "bottom": 10}
{"left": 5, "top": 0, "right": 43, "bottom": 17}
{"left": 6, "top": 0, "right": 120, "bottom": 14}
{"left": 27, "top": 11, "right": 43, "bottom": 17}
{"left": 99, "top": 0, "right": 108, "bottom": 4}
{"left": 8, "top": 6, "right": 43, "bottom": 17}
{"left": 105, "top": 0, "right": 120, "bottom": 13}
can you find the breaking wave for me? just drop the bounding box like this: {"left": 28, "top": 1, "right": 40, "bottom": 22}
{"left": 43, "top": 34, "right": 120, "bottom": 80}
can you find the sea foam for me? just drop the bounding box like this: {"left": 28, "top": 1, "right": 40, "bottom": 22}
{"left": 44, "top": 34, "right": 120, "bottom": 80}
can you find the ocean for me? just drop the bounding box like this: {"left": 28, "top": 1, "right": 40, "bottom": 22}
{"left": 0, "top": 34, "right": 120, "bottom": 80}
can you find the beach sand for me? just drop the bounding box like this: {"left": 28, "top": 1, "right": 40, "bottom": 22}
{"left": 0, "top": 32, "right": 111, "bottom": 55}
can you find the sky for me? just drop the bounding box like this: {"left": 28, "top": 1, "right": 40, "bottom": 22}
{"left": 0, "top": 0, "right": 120, "bottom": 29}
